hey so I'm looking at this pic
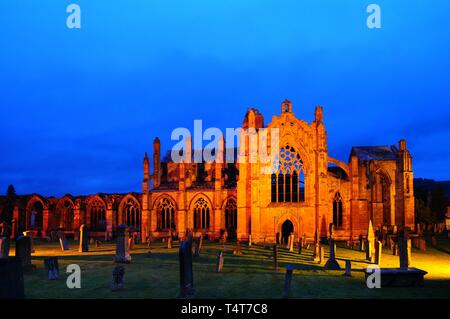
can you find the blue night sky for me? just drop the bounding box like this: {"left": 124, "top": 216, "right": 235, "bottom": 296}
{"left": 0, "top": 0, "right": 449, "bottom": 196}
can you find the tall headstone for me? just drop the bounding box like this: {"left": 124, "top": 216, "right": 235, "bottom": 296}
{"left": 313, "top": 230, "right": 320, "bottom": 260}
{"left": 324, "top": 239, "right": 341, "bottom": 270}
{"left": 273, "top": 245, "right": 278, "bottom": 271}
{"left": 398, "top": 230, "right": 410, "bottom": 269}
{"left": 179, "top": 240, "right": 195, "bottom": 299}
{"left": 58, "top": 231, "right": 69, "bottom": 251}
{"left": 114, "top": 225, "right": 131, "bottom": 263}
{"left": 233, "top": 241, "right": 242, "bottom": 255}
{"left": 44, "top": 257, "right": 59, "bottom": 280}
{"left": 15, "top": 236, "right": 35, "bottom": 271}
{"left": 0, "top": 257, "right": 25, "bottom": 299}
{"left": 216, "top": 251, "right": 224, "bottom": 273}
{"left": 288, "top": 234, "right": 294, "bottom": 252}
{"left": 374, "top": 240, "right": 382, "bottom": 265}
{"left": 366, "top": 220, "right": 375, "bottom": 261}
{"left": 319, "top": 245, "right": 324, "bottom": 264}
{"left": 344, "top": 260, "right": 352, "bottom": 277}
{"left": 194, "top": 235, "right": 203, "bottom": 257}
{"left": 79, "top": 224, "right": 89, "bottom": 253}
{"left": 248, "top": 234, "right": 252, "bottom": 247}
{"left": 111, "top": 266, "right": 125, "bottom": 291}
{"left": 167, "top": 236, "right": 173, "bottom": 249}
{"left": 282, "top": 265, "right": 294, "bottom": 299}
{"left": 298, "top": 238, "right": 303, "bottom": 255}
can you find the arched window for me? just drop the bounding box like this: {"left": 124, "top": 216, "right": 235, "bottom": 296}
{"left": 123, "top": 197, "right": 141, "bottom": 230}
{"left": 271, "top": 145, "right": 306, "bottom": 203}
{"left": 29, "top": 201, "right": 44, "bottom": 229}
{"left": 89, "top": 198, "right": 106, "bottom": 232}
{"left": 224, "top": 199, "right": 237, "bottom": 231}
{"left": 333, "top": 192, "right": 343, "bottom": 228}
{"left": 157, "top": 198, "right": 175, "bottom": 230}
{"left": 193, "top": 198, "right": 210, "bottom": 230}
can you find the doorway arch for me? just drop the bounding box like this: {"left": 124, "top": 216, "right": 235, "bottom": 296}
{"left": 281, "top": 220, "right": 294, "bottom": 245}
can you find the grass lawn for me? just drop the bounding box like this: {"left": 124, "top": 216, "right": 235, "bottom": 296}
{"left": 10, "top": 239, "right": 450, "bottom": 299}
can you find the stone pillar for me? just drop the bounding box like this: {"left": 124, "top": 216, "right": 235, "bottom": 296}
{"left": 106, "top": 204, "right": 113, "bottom": 240}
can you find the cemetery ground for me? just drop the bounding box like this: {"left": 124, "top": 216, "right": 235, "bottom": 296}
{"left": 10, "top": 238, "right": 450, "bottom": 299}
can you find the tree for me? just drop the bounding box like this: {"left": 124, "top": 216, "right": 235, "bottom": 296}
{"left": 430, "top": 184, "right": 449, "bottom": 222}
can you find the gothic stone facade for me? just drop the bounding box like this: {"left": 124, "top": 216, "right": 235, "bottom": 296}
{"left": 0, "top": 100, "right": 415, "bottom": 243}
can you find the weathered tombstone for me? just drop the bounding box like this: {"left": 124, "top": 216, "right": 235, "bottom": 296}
{"left": 95, "top": 240, "right": 101, "bottom": 248}
{"left": 15, "top": 236, "right": 35, "bottom": 271}
{"left": 0, "top": 236, "right": 10, "bottom": 258}
{"left": 248, "top": 234, "right": 252, "bottom": 247}
{"left": 324, "top": 239, "right": 341, "bottom": 270}
{"left": 360, "top": 237, "right": 366, "bottom": 252}
{"left": 313, "top": 230, "right": 320, "bottom": 261}
{"left": 179, "top": 240, "right": 195, "bottom": 299}
{"left": 288, "top": 234, "right": 294, "bottom": 252}
{"left": 128, "top": 234, "right": 135, "bottom": 250}
{"left": 398, "top": 230, "right": 410, "bottom": 269}
{"left": 393, "top": 242, "right": 399, "bottom": 256}
{"left": 216, "top": 251, "right": 224, "bottom": 273}
{"left": 194, "top": 235, "right": 203, "bottom": 257}
{"left": 111, "top": 265, "right": 125, "bottom": 291}
{"left": 0, "top": 257, "right": 25, "bottom": 299}
{"left": 44, "top": 257, "right": 59, "bottom": 280}
{"left": 78, "top": 224, "right": 89, "bottom": 253}
{"left": 366, "top": 220, "right": 375, "bottom": 261}
{"left": 319, "top": 245, "right": 324, "bottom": 264}
{"left": 167, "top": 236, "right": 173, "bottom": 249}
{"left": 375, "top": 240, "right": 382, "bottom": 265}
{"left": 282, "top": 265, "right": 294, "bottom": 299}
{"left": 344, "top": 260, "right": 352, "bottom": 276}
{"left": 418, "top": 238, "right": 427, "bottom": 251}
{"left": 302, "top": 234, "right": 307, "bottom": 249}
{"left": 58, "top": 231, "right": 69, "bottom": 251}
{"left": 233, "top": 241, "right": 242, "bottom": 255}
{"left": 273, "top": 245, "right": 278, "bottom": 271}
{"left": 114, "top": 225, "right": 131, "bottom": 263}
{"left": 329, "top": 223, "right": 334, "bottom": 241}
{"left": 298, "top": 238, "right": 303, "bottom": 255}
{"left": 89, "top": 237, "right": 95, "bottom": 245}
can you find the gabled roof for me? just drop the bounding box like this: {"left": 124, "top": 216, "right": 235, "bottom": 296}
{"left": 350, "top": 146, "right": 398, "bottom": 161}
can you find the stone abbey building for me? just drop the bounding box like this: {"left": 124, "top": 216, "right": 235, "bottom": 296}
{"left": 0, "top": 100, "right": 415, "bottom": 243}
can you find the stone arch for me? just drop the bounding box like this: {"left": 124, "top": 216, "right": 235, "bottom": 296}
{"left": 152, "top": 193, "right": 179, "bottom": 211}
{"left": 276, "top": 213, "right": 301, "bottom": 242}
{"left": 153, "top": 194, "right": 178, "bottom": 231}
{"left": 222, "top": 197, "right": 238, "bottom": 238}
{"left": 189, "top": 193, "right": 213, "bottom": 231}
{"left": 26, "top": 195, "right": 47, "bottom": 230}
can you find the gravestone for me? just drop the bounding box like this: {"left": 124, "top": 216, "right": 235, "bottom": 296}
{"left": 329, "top": 223, "right": 334, "bottom": 240}
{"left": 233, "top": 241, "right": 242, "bottom": 255}
{"left": 366, "top": 220, "right": 375, "bottom": 261}
{"left": 111, "top": 266, "right": 125, "bottom": 291}
{"left": 313, "top": 231, "right": 320, "bottom": 261}
{"left": 359, "top": 234, "right": 364, "bottom": 251}
{"left": 319, "top": 245, "right": 324, "bottom": 264}
{"left": 114, "top": 225, "right": 131, "bottom": 263}
{"left": 58, "top": 231, "right": 69, "bottom": 251}
{"left": 216, "top": 251, "right": 224, "bottom": 273}
{"left": 44, "top": 257, "right": 59, "bottom": 280}
{"left": 393, "top": 242, "right": 399, "bottom": 256}
{"left": 0, "top": 236, "right": 10, "bottom": 258}
{"left": 324, "top": 239, "right": 341, "bottom": 270}
{"left": 273, "top": 245, "right": 278, "bottom": 271}
{"left": 248, "top": 234, "right": 252, "bottom": 247}
{"left": 298, "top": 238, "right": 303, "bottom": 255}
{"left": 15, "top": 236, "right": 35, "bottom": 271}
{"left": 168, "top": 236, "right": 172, "bottom": 249}
{"left": 282, "top": 265, "right": 294, "bottom": 299}
{"left": 375, "top": 241, "right": 382, "bottom": 265}
{"left": 398, "top": 230, "right": 410, "bottom": 269}
{"left": 344, "top": 260, "right": 352, "bottom": 276}
{"left": 360, "top": 238, "right": 366, "bottom": 252}
{"left": 276, "top": 232, "right": 280, "bottom": 245}
{"left": 288, "top": 234, "right": 294, "bottom": 252}
{"left": 79, "top": 224, "right": 89, "bottom": 253}
{"left": 95, "top": 240, "right": 101, "bottom": 248}
{"left": 194, "top": 235, "right": 203, "bottom": 257}
{"left": 0, "top": 257, "right": 25, "bottom": 299}
{"left": 302, "top": 235, "right": 307, "bottom": 249}
{"left": 179, "top": 240, "right": 195, "bottom": 299}
{"left": 128, "top": 235, "right": 135, "bottom": 250}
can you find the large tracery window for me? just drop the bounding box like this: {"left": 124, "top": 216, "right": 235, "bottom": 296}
{"left": 193, "top": 198, "right": 210, "bottom": 230}
{"left": 89, "top": 198, "right": 106, "bottom": 232}
{"left": 157, "top": 198, "right": 176, "bottom": 230}
{"left": 333, "top": 192, "right": 343, "bottom": 228}
{"left": 123, "top": 198, "right": 141, "bottom": 230}
{"left": 224, "top": 199, "right": 237, "bottom": 231}
{"left": 271, "top": 145, "right": 306, "bottom": 203}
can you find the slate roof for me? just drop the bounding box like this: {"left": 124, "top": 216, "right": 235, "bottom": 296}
{"left": 350, "top": 146, "right": 398, "bottom": 161}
